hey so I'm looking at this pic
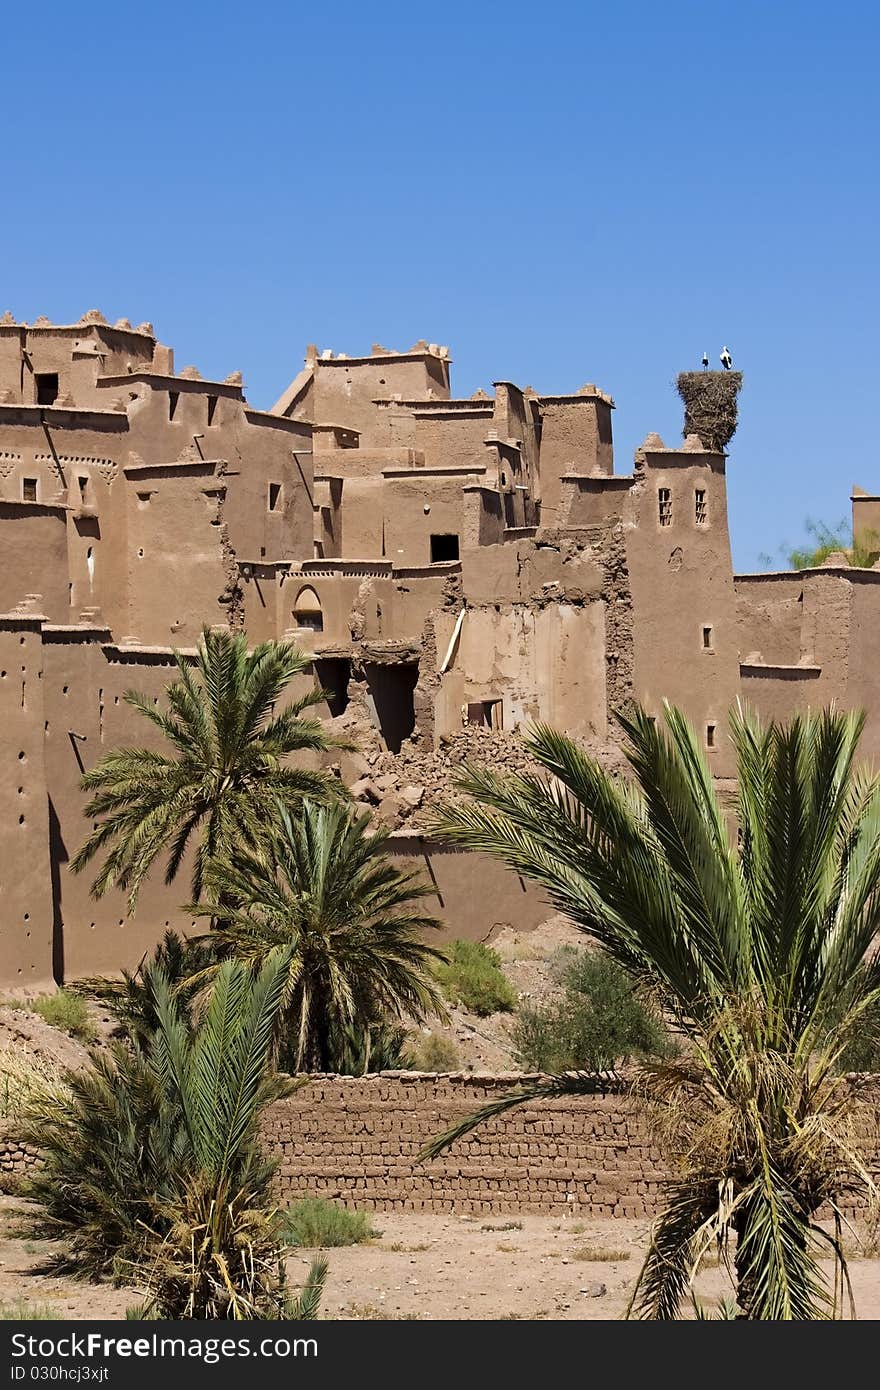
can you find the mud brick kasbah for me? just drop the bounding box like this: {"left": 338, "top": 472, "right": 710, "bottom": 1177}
{"left": 2, "top": 310, "right": 878, "bottom": 988}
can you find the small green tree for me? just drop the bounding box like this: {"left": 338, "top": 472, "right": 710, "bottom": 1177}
{"left": 76, "top": 929, "right": 215, "bottom": 1050}
{"left": 22, "top": 948, "right": 324, "bottom": 1318}
{"left": 72, "top": 627, "right": 348, "bottom": 909}
{"left": 514, "top": 950, "right": 673, "bottom": 1072}
{"left": 786, "top": 518, "right": 877, "bottom": 570}
{"left": 196, "top": 801, "right": 447, "bottom": 1072}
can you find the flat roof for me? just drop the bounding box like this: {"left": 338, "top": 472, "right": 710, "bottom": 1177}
{"left": 735, "top": 565, "right": 880, "bottom": 582}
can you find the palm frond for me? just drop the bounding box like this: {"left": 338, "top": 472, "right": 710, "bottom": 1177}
{"left": 418, "top": 1070, "right": 622, "bottom": 1163}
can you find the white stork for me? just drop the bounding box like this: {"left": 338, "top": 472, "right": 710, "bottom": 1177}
{"left": 720, "top": 346, "right": 733, "bottom": 370}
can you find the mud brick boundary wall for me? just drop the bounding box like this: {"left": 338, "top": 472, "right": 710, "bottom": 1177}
{"left": 4, "top": 1073, "right": 878, "bottom": 1216}
{"left": 263, "top": 1072, "right": 880, "bottom": 1218}
{"left": 263, "top": 1072, "right": 669, "bottom": 1216}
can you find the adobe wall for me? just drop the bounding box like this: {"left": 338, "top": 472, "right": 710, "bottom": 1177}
{"left": 846, "top": 575, "right": 880, "bottom": 764}
{"left": 493, "top": 383, "right": 539, "bottom": 499}
{"left": 535, "top": 394, "right": 615, "bottom": 526}
{"left": 264, "top": 1074, "right": 668, "bottom": 1216}
{"left": 0, "top": 601, "right": 556, "bottom": 987}
{"left": 430, "top": 526, "right": 623, "bottom": 743}
{"left": 434, "top": 603, "right": 608, "bottom": 742}
{"left": 7, "top": 1075, "right": 879, "bottom": 1216}
{"left": 735, "top": 567, "right": 880, "bottom": 763}
{"left": 39, "top": 632, "right": 205, "bottom": 980}
{"left": 735, "top": 572, "right": 806, "bottom": 667}
{"left": 411, "top": 411, "right": 491, "bottom": 475}
{"left": 121, "top": 462, "right": 228, "bottom": 644}
{"left": 0, "top": 374, "right": 314, "bottom": 649}
{"left": 0, "top": 405, "right": 128, "bottom": 518}
{"left": 0, "top": 618, "right": 55, "bottom": 987}
{"left": 0, "top": 504, "right": 70, "bottom": 620}
{"left": 0, "top": 318, "right": 156, "bottom": 408}
{"left": 264, "top": 1074, "right": 880, "bottom": 1217}
{"left": 387, "top": 838, "right": 549, "bottom": 943}
{"left": 625, "top": 445, "right": 741, "bottom": 776}
{"left": 853, "top": 491, "right": 880, "bottom": 558}
{"left": 383, "top": 472, "right": 482, "bottom": 566}
{"left": 120, "top": 380, "right": 314, "bottom": 573}
{"left": 739, "top": 664, "right": 822, "bottom": 723}
{"left": 342, "top": 475, "right": 386, "bottom": 558}
{"left": 278, "top": 564, "right": 393, "bottom": 649}
{"left": 293, "top": 352, "right": 450, "bottom": 442}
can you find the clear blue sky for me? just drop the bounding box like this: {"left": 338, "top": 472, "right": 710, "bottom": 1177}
{"left": 3, "top": 1, "right": 877, "bottom": 570}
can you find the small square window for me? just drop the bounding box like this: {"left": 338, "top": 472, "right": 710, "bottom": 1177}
{"left": 22, "top": 478, "right": 38, "bottom": 502}
{"left": 35, "top": 373, "right": 58, "bottom": 406}
{"left": 706, "top": 722, "right": 717, "bottom": 749}
{"left": 430, "top": 533, "right": 460, "bottom": 563}
{"left": 268, "top": 482, "right": 282, "bottom": 511}
{"left": 695, "top": 488, "right": 708, "bottom": 525}
{"left": 702, "top": 625, "right": 713, "bottom": 649}
{"left": 658, "top": 487, "right": 672, "bottom": 527}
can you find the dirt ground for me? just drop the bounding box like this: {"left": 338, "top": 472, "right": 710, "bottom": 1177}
{"left": 2, "top": 1201, "right": 879, "bottom": 1320}
{"left": 1, "top": 921, "right": 877, "bottom": 1320}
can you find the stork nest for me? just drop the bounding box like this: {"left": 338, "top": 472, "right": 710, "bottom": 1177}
{"left": 676, "top": 371, "right": 743, "bottom": 454}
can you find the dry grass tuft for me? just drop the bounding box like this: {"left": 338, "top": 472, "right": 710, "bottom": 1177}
{"left": 571, "top": 1244, "right": 630, "bottom": 1263}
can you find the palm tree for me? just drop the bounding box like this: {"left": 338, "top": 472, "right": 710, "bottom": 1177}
{"left": 72, "top": 626, "right": 349, "bottom": 909}
{"left": 75, "top": 928, "right": 216, "bottom": 1051}
{"left": 195, "top": 800, "right": 448, "bottom": 1072}
{"left": 142, "top": 947, "right": 313, "bottom": 1318}
{"left": 422, "top": 703, "right": 880, "bottom": 1319}
{"left": 23, "top": 946, "right": 325, "bottom": 1319}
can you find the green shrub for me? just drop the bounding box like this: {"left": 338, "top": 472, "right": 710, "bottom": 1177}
{"left": 514, "top": 950, "right": 674, "bottom": 1072}
{"left": 29, "top": 991, "right": 97, "bottom": 1045}
{"left": 786, "top": 517, "right": 878, "bottom": 571}
{"left": 282, "top": 1197, "right": 379, "bottom": 1248}
{"left": 21, "top": 949, "right": 303, "bottom": 1321}
{"left": 546, "top": 944, "right": 579, "bottom": 985}
{"left": 403, "top": 1032, "right": 461, "bottom": 1071}
{"left": 432, "top": 940, "right": 516, "bottom": 1016}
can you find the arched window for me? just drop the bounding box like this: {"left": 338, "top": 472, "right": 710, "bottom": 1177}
{"left": 293, "top": 586, "right": 323, "bottom": 632}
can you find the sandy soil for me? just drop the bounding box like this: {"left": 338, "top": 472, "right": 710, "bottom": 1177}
{"left": 2, "top": 1201, "right": 878, "bottom": 1320}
